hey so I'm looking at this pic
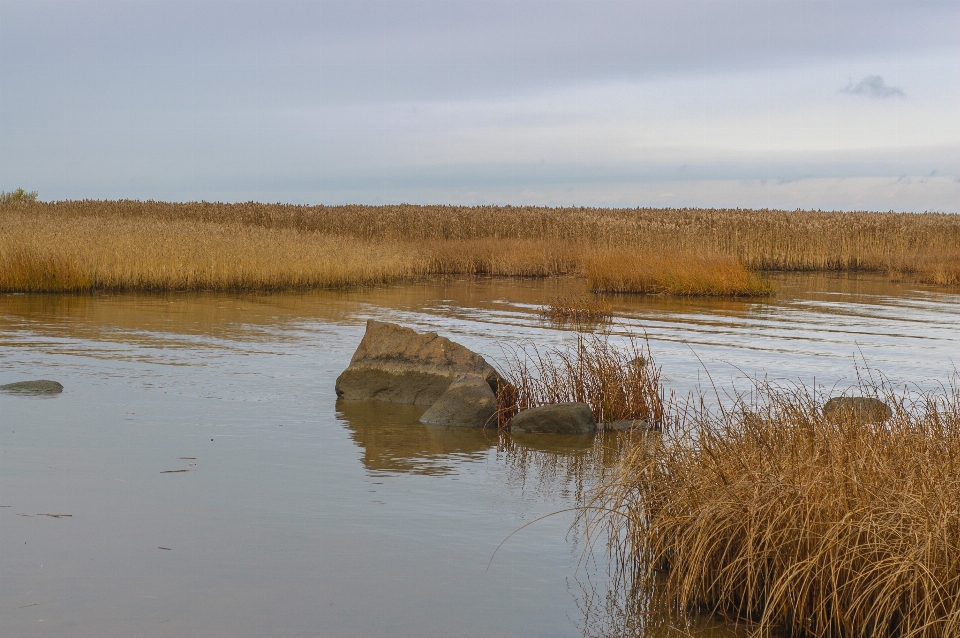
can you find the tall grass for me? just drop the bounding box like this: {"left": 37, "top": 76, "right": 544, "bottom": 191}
{"left": 585, "top": 251, "right": 774, "bottom": 296}
{"left": 2, "top": 200, "right": 958, "bottom": 293}
{"left": 588, "top": 377, "right": 960, "bottom": 636}
{"left": 496, "top": 332, "right": 664, "bottom": 428}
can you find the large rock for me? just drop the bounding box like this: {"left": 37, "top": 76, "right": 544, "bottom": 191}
{"left": 823, "top": 397, "right": 892, "bottom": 424}
{"left": 419, "top": 375, "right": 498, "bottom": 428}
{"left": 510, "top": 402, "right": 597, "bottom": 435}
{"left": 336, "top": 320, "right": 504, "bottom": 406}
{"left": 0, "top": 380, "right": 63, "bottom": 395}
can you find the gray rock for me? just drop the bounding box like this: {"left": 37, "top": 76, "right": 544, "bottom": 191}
{"left": 419, "top": 375, "right": 498, "bottom": 428}
{"left": 604, "top": 418, "right": 650, "bottom": 432}
{"left": 336, "top": 320, "right": 505, "bottom": 405}
{"left": 823, "top": 397, "right": 892, "bottom": 424}
{"left": 0, "top": 380, "right": 63, "bottom": 395}
{"left": 510, "top": 402, "right": 597, "bottom": 435}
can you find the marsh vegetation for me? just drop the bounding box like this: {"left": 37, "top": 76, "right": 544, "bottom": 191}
{"left": 2, "top": 201, "right": 958, "bottom": 294}
{"left": 496, "top": 332, "right": 664, "bottom": 429}
{"left": 586, "top": 374, "right": 960, "bottom": 637}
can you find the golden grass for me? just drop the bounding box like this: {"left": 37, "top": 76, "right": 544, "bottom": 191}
{"left": 496, "top": 332, "right": 664, "bottom": 428}
{"left": 2, "top": 200, "right": 958, "bottom": 293}
{"left": 585, "top": 251, "right": 774, "bottom": 297}
{"left": 540, "top": 295, "right": 613, "bottom": 324}
{"left": 588, "top": 378, "right": 960, "bottom": 636}
{"left": 0, "top": 214, "right": 421, "bottom": 291}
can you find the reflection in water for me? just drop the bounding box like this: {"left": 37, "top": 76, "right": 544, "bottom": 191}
{"left": 335, "top": 399, "right": 498, "bottom": 475}
{"left": 576, "top": 574, "right": 748, "bottom": 638}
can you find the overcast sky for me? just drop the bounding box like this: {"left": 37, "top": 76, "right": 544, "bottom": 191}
{"left": 2, "top": 0, "right": 958, "bottom": 210}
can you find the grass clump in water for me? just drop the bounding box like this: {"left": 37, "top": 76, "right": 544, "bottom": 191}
{"left": 588, "top": 376, "right": 960, "bottom": 636}
{"left": 496, "top": 332, "right": 664, "bottom": 429}
{"left": 539, "top": 295, "right": 613, "bottom": 324}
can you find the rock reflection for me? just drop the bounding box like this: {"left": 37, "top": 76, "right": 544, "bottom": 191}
{"left": 497, "top": 431, "right": 642, "bottom": 502}
{"left": 335, "top": 399, "right": 499, "bottom": 475}
{"left": 337, "top": 397, "right": 648, "bottom": 493}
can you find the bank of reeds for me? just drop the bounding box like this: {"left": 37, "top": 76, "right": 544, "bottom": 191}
{"left": 588, "top": 377, "right": 960, "bottom": 636}
{"left": 2, "top": 200, "right": 958, "bottom": 293}
{"left": 586, "top": 251, "right": 774, "bottom": 297}
{"left": 496, "top": 332, "right": 663, "bottom": 428}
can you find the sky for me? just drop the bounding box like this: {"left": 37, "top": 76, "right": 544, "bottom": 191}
{"left": 1, "top": 0, "right": 959, "bottom": 211}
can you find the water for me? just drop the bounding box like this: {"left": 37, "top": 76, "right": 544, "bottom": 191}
{"left": 1, "top": 274, "right": 957, "bottom": 637}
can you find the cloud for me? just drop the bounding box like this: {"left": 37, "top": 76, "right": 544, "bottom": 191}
{"left": 842, "top": 75, "right": 904, "bottom": 98}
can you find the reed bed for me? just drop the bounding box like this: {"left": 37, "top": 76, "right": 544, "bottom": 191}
{"left": 588, "top": 377, "right": 960, "bottom": 637}
{"left": 2, "top": 200, "right": 959, "bottom": 293}
{"left": 585, "top": 251, "right": 774, "bottom": 297}
{"left": 496, "top": 332, "right": 664, "bottom": 428}
{"left": 0, "top": 214, "right": 422, "bottom": 291}
{"left": 540, "top": 295, "right": 613, "bottom": 324}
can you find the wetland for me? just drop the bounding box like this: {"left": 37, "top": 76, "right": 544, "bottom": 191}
{"left": 1, "top": 272, "right": 958, "bottom": 637}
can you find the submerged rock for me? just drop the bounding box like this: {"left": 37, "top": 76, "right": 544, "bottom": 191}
{"left": 336, "top": 320, "right": 504, "bottom": 406}
{"left": 823, "top": 397, "right": 892, "bottom": 424}
{"left": 419, "top": 374, "right": 498, "bottom": 428}
{"left": 509, "top": 402, "right": 597, "bottom": 435}
{"left": 0, "top": 380, "right": 63, "bottom": 395}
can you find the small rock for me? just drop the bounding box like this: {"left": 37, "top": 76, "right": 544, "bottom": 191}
{"left": 0, "top": 380, "right": 63, "bottom": 395}
{"left": 510, "top": 402, "right": 597, "bottom": 435}
{"left": 823, "top": 397, "right": 892, "bottom": 424}
{"left": 419, "top": 375, "right": 498, "bottom": 428}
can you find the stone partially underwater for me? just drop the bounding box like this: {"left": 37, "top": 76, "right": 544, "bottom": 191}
{"left": 336, "top": 320, "right": 503, "bottom": 428}
{"left": 336, "top": 321, "right": 656, "bottom": 433}
{"left": 0, "top": 380, "right": 63, "bottom": 395}
{"left": 823, "top": 396, "right": 892, "bottom": 424}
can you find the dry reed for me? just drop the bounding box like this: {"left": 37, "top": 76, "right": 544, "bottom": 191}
{"left": 588, "top": 377, "right": 960, "bottom": 636}
{"left": 585, "top": 251, "right": 774, "bottom": 297}
{"left": 2, "top": 200, "right": 959, "bottom": 293}
{"left": 540, "top": 295, "right": 613, "bottom": 324}
{"left": 496, "top": 332, "right": 664, "bottom": 429}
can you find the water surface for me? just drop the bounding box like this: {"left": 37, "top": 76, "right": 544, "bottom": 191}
{"left": 1, "top": 274, "right": 957, "bottom": 637}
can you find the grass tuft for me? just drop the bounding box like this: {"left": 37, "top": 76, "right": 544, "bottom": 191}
{"left": 496, "top": 332, "right": 664, "bottom": 429}
{"left": 540, "top": 295, "right": 613, "bottom": 324}
{"left": 588, "top": 376, "right": 960, "bottom": 636}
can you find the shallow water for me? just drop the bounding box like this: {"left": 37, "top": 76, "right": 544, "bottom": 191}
{"left": 1, "top": 274, "right": 957, "bottom": 637}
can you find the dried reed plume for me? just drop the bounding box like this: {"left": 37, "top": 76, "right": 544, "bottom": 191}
{"left": 496, "top": 332, "right": 663, "bottom": 429}
{"left": 588, "top": 376, "right": 960, "bottom": 636}
{"left": 540, "top": 295, "right": 613, "bottom": 324}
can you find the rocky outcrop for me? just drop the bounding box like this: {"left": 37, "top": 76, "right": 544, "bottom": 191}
{"left": 336, "top": 320, "right": 504, "bottom": 406}
{"left": 823, "top": 397, "right": 892, "bottom": 424}
{"left": 509, "top": 402, "right": 597, "bottom": 435}
{"left": 419, "top": 375, "right": 498, "bottom": 428}
{"left": 0, "top": 380, "right": 63, "bottom": 395}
